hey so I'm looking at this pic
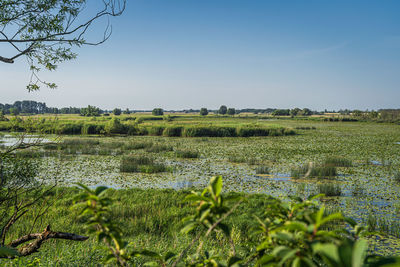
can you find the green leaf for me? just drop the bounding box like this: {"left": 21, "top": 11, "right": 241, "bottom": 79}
{"left": 95, "top": 186, "right": 108, "bottom": 196}
{"left": 210, "top": 176, "right": 223, "bottom": 197}
{"left": 352, "top": 239, "right": 368, "bottom": 267}
{"left": 0, "top": 246, "right": 19, "bottom": 257}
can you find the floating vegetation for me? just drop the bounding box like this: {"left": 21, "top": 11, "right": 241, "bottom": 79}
{"left": 228, "top": 156, "right": 258, "bottom": 165}
{"left": 255, "top": 166, "right": 270, "bottom": 174}
{"left": 145, "top": 144, "right": 173, "bottom": 153}
{"left": 63, "top": 138, "right": 100, "bottom": 146}
{"left": 175, "top": 150, "right": 199, "bottom": 159}
{"left": 317, "top": 183, "right": 342, "bottom": 197}
{"left": 394, "top": 172, "right": 400, "bottom": 183}
{"left": 291, "top": 163, "right": 337, "bottom": 179}
{"left": 123, "top": 142, "right": 153, "bottom": 150}
{"left": 324, "top": 157, "right": 353, "bottom": 167}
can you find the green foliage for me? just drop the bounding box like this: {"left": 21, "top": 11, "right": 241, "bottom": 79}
{"left": 80, "top": 105, "right": 101, "bottom": 117}
{"left": 175, "top": 150, "right": 199, "bottom": 159}
{"left": 152, "top": 108, "right": 164, "bottom": 116}
{"left": 119, "top": 155, "right": 169, "bottom": 173}
{"left": 104, "top": 118, "right": 126, "bottom": 135}
{"left": 255, "top": 166, "right": 270, "bottom": 174}
{"left": 75, "top": 177, "right": 400, "bottom": 266}
{"left": 200, "top": 108, "right": 209, "bottom": 116}
{"left": 163, "top": 126, "right": 183, "bottom": 137}
{"left": 219, "top": 105, "right": 227, "bottom": 115}
{"left": 227, "top": 108, "right": 236, "bottom": 116}
{"left": 113, "top": 108, "right": 122, "bottom": 116}
{"left": 318, "top": 183, "right": 342, "bottom": 196}
{"left": 74, "top": 184, "right": 129, "bottom": 266}
{"left": 324, "top": 157, "right": 353, "bottom": 167}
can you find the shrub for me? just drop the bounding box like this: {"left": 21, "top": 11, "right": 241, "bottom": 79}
{"left": 104, "top": 118, "right": 127, "bottom": 134}
{"left": 56, "top": 123, "right": 83, "bottom": 135}
{"left": 182, "top": 126, "right": 236, "bottom": 137}
{"left": 147, "top": 126, "right": 165, "bottom": 136}
{"left": 175, "top": 150, "right": 199, "bottom": 159}
{"left": 81, "top": 123, "right": 104, "bottom": 135}
{"left": 162, "top": 126, "right": 183, "bottom": 137}
{"left": 227, "top": 108, "right": 236, "bottom": 115}
{"left": 113, "top": 108, "right": 122, "bottom": 115}
{"left": 152, "top": 108, "right": 164, "bottom": 116}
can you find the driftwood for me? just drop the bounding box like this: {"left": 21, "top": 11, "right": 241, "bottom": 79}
{"left": 2, "top": 225, "right": 88, "bottom": 257}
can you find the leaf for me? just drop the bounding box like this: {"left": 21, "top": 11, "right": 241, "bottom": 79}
{"left": 95, "top": 186, "right": 108, "bottom": 196}
{"left": 319, "top": 212, "right": 344, "bottom": 227}
{"left": 139, "top": 249, "right": 161, "bottom": 259}
{"left": 181, "top": 222, "right": 197, "bottom": 234}
{"left": 352, "top": 239, "right": 368, "bottom": 267}
{"left": 312, "top": 243, "right": 340, "bottom": 265}
{"left": 0, "top": 246, "right": 19, "bottom": 257}
{"left": 210, "top": 176, "right": 223, "bottom": 197}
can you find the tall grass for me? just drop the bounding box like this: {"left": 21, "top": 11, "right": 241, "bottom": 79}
{"left": 120, "top": 155, "right": 170, "bottom": 173}
{"left": 317, "top": 183, "right": 342, "bottom": 196}
{"left": 255, "top": 166, "right": 270, "bottom": 174}
{"left": 324, "top": 157, "right": 352, "bottom": 167}
{"left": 175, "top": 150, "right": 199, "bottom": 159}
{"left": 145, "top": 144, "right": 173, "bottom": 153}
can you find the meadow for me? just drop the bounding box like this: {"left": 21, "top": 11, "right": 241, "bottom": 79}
{"left": 1, "top": 114, "right": 400, "bottom": 265}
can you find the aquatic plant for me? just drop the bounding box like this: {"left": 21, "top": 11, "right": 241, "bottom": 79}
{"left": 175, "top": 150, "right": 199, "bottom": 159}
{"left": 324, "top": 157, "right": 353, "bottom": 167}
{"left": 318, "top": 183, "right": 342, "bottom": 197}
{"left": 255, "top": 165, "right": 270, "bottom": 174}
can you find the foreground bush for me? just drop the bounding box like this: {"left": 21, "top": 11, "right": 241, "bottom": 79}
{"left": 72, "top": 176, "right": 400, "bottom": 266}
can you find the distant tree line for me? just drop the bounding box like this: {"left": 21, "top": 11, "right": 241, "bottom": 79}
{"left": 0, "top": 100, "right": 88, "bottom": 115}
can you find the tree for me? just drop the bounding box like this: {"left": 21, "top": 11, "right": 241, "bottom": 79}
{"left": 290, "top": 107, "right": 301, "bottom": 116}
{"left": 9, "top": 107, "right": 19, "bottom": 116}
{"left": 227, "top": 108, "right": 236, "bottom": 115}
{"left": 80, "top": 105, "right": 100, "bottom": 117}
{"left": 113, "top": 108, "right": 122, "bottom": 116}
{"left": 0, "top": 126, "right": 88, "bottom": 258}
{"left": 200, "top": 108, "right": 208, "bottom": 116}
{"left": 123, "top": 108, "right": 131, "bottom": 115}
{"left": 218, "top": 105, "right": 227, "bottom": 115}
{"left": 152, "top": 108, "right": 164, "bottom": 116}
{"left": 0, "top": 0, "right": 126, "bottom": 90}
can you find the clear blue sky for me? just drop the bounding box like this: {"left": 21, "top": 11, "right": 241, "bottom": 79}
{"left": 2, "top": 0, "right": 400, "bottom": 110}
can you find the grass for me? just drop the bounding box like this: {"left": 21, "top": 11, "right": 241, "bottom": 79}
{"left": 324, "top": 157, "right": 353, "bottom": 167}
{"left": 255, "top": 166, "right": 270, "bottom": 174}
{"left": 0, "top": 187, "right": 279, "bottom": 266}
{"left": 317, "top": 183, "right": 342, "bottom": 197}
{"left": 145, "top": 144, "right": 173, "bottom": 153}
{"left": 175, "top": 150, "right": 199, "bottom": 159}
{"left": 394, "top": 171, "right": 400, "bottom": 183}
{"left": 119, "top": 155, "right": 170, "bottom": 173}
{"left": 228, "top": 156, "right": 258, "bottom": 165}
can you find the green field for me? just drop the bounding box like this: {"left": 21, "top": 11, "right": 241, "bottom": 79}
{"left": 1, "top": 114, "right": 400, "bottom": 265}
